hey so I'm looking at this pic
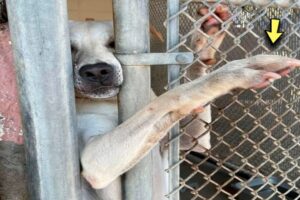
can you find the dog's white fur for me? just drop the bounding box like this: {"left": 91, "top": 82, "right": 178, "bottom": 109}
{"left": 69, "top": 21, "right": 300, "bottom": 200}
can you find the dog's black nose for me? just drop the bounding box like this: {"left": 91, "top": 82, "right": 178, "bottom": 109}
{"left": 79, "top": 63, "right": 114, "bottom": 86}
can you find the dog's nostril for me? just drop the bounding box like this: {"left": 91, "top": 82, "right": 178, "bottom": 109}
{"left": 100, "top": 70, "right": 109, "bottom": 75}
{"left": 85, "top": 72, "right": 96, "bottom": 77}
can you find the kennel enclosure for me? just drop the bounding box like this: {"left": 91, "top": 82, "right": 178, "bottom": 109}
{"left": 2, "top": 0, "right": 300, "bottom": 199}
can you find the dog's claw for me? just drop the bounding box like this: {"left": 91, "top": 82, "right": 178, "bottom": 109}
{"left": 264, "top": 72, "right": 282, "bottom": 80}
{"left": 252, "top": 72, "right": 281, "bottom": 89}
{"left": 276, "top": 66, "right": 296, "bottom": 77}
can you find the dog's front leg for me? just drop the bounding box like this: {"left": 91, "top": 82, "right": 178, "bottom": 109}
{"left": 81, "top": 55, "right": 300, "bottom": 189}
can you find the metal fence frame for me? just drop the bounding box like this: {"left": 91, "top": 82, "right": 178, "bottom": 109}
{"left": 113, "top": 0, "right": 188, "bottom": 199}
{"left": 5, "top": 0, "right": 81, "bottom": 199}
{"left": 113, "top": 1, "right": 154, "bottom": 199}
{"left": 6, "top": 0, "right": 299, "bottom": 199}
{"left": 167, "top": 0, "right": 181, "bottom": 199}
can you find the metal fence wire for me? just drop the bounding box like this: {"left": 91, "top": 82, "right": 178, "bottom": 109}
{"left": 150, "top": 0, "right": 300, "bottom": 199}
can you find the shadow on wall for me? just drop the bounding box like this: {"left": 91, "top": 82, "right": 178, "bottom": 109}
{"left": 0, "top": 0, "right": 7, "bottom": 23}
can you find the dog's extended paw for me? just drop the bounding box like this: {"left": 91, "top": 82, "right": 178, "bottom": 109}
{"left": 222, "top": 55, "right": 300, "bottom": 89}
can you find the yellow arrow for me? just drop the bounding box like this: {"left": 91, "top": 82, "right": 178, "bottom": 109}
{"left": 266, "top": 18, "right": 283, "bottom": 44}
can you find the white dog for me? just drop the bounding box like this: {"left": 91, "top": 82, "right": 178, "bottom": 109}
{"left": 69, "top": 6, "right": 300, "bottom": 200}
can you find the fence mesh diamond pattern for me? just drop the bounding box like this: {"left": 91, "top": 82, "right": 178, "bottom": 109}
{"left": 150, "top": 0, "right": 300, "bottom": 199}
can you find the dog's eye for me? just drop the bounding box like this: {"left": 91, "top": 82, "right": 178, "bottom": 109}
{"left": 107, "top": 41, "right": 115, "bottom": 49}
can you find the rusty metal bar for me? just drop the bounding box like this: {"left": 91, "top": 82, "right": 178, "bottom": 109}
{"left": 5, "top": 0, "right": 81, "bottom": 199}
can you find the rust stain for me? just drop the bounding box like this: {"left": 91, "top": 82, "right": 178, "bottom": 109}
{"left": 0, "top": 24, "right": 23, "bottom": 144}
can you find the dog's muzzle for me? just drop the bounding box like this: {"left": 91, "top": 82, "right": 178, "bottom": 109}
{"left": 75, "top": 62, "right": 123, "bottom": 99}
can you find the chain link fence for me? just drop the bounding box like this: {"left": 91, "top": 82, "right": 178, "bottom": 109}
{"left": 150, "top": 0, "right": 300, "bottom": 199}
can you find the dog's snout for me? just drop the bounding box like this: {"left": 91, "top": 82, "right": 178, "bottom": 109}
{"left": 79, "top": 63, "right": 114, "bottom": 86}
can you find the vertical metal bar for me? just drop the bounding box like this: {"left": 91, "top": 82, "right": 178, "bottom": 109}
{"left": 112, "top": 0, "right": 153, "bottom": 199}
{"left": 5, "top": 1, "right": 81, "bottom": 200}
{"left": 167, "top": 0, "right": 180, "bottom": 199}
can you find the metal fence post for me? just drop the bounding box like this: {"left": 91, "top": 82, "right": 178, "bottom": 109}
{"left": 113, "top": 0, "right": 154, "bottom": 199}
{"left": 167, "top": 0, "right": 180, "bottom": 199}
{"left": 5, "top": 1, "right": 81, "bottom": 199}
